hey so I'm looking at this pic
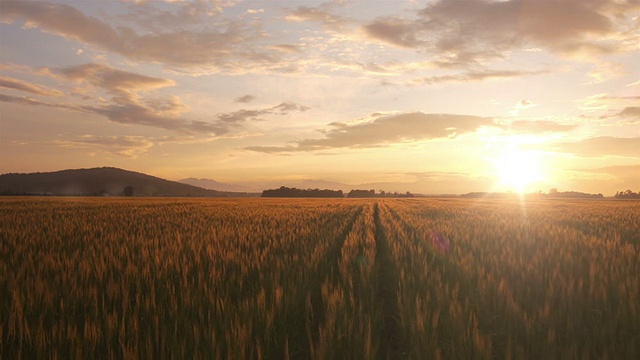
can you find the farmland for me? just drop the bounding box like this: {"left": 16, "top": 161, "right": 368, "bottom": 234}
{"left": 1, "top": 197, "right": 639, "bottom": 359}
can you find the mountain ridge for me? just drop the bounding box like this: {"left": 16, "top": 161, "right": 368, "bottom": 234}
{"left": 0, "top": 167, "right": 254, "bottom": 197}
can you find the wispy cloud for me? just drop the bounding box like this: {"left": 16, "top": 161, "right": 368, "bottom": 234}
{"left": 363, "top": 0, "right": 637, "bottom": 67}
{"left": 580, "top": 93, "right": 640, "bottom": 115}
{"left": 0, "top": 76, "right": 62, "bottom": 96}
{"left": 286, "top": 3, "right": 351, "bottom": 31}
{"left": 234, "top": 94, "right": 255, "bottom": 104}
{"left": 268, "top": 44, "right": 303, "bottom": 54}
{"left": 410, "top": 69, "right": 547, "bottom": 85}
{"left": 554, "top": 136, "right": 640, "bottom": 157}
{"left": 55, "top": 135, "right": 154, "bottom": 158}
{"left": 117, "top": 0, "right": 233, "bottom": 32}
{"left": 1, "top": 62, "right": 309, "bottom": 136}
{"left": 503, "top": 120, "right": 576, "bottom": 133}
{"left": 246, "top": 112, "right": 490, "bottom": 153}
{"left": 215, "top": 102, "right": 310, "bottom": 128}
{"left": 0, "top": 0, "right": 276, "bottom": 72}
{"left": 55, "top": 63, "right": 175, "bottom": 93}
{"left": 363, "top": 16, "right": 421, "bottom": 48}
{"left": 586, "top": 61, "right": 627, "bottom": 83}
{"left": 0, "top": 93, "right": 76, "bottom": 109}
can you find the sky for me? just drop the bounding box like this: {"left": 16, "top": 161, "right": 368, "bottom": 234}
{"left": 0, "top": 0, "right": 638, "bottom": 195}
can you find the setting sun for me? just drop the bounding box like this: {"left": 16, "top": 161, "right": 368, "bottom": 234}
{"left": 493, "top": 147, "right": 544, "bottom": 193}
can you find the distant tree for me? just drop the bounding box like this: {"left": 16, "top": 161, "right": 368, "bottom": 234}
{"left": 348, "top": 189, "right": 376, "bottom": 198}
{"left": 549, "top": 188, "right": 558, "bottom": 194}
{"left": 262, "top": 186, "right": 343, "bottom": 198}
{"left": 614, "top": 189, "right": 640, "bottom": 199}
{"left": 123, "top": 186, "right": 134, "bottom": 197}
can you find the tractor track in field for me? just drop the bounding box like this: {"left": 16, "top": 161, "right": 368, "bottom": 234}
{"left": 374, "top": 201, "right": 406, "bottom": 359}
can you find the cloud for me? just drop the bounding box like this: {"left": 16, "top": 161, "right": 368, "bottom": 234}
{"left": 271, "top": 101, "right": 310, "bottom": 113}
{"left": 363, "top": 0, "right": 636, "bottom": 67}
{"left": 615, "top": 106, "right": 640, "bottom": 119}
{"left": 1, "top": 81, "right": 309, "bottom": 136}
{"left": 1, "top": 63, "right": 268, "bottom": 134}
{"left": 143, "top": 96, "right": 189, "bottom": 116}
{"left": 363, "top": 17, "right": 421, "bottom": 48}
{"left": 234, "top": 94, "right": 255, "bottom": 103}
{"left": 46, "top": 63, "right": 217, "bottom": 133}
{"left": 55, "top": 135, "right": 154, "bottom": 158}
{"left": 580, "top": 93, "right": 640, "bottom": 112}
{"left": 118, "top": 0, "right": 232, "bottom": 32}
{"left": 269, "top": 44, "right": 303, "bottom": 54}
{"left": 284, "top": 2, "right": 357, "bottom": 39}
{"left": 0, "top": 76, "right": 62, "bottom": 96}
{"left": 587, "top": 61, "right": 627, "bottom": 83}
{"left": 214, "top": 109, "right": 265, "bottom": 127}
{"left": 0, "top": 93, "right": 46, "bottom": 107}
{"left": 508, "top": 99, "right": 538, "bottom": 115}
{"left": 81, "top": 103, "right": 217, "bottom": 134}
{"left": 514, "top": 100, "right": 535, "bottom": 110}
{"left": 247, "top": 8, "right": 265, "bottom": 15}
{"left": 246, "top": 112, "right": 490, "bottom": 153}
{"left": 554, "top": 136, "right": 640, "bottom": 157}
{"left": 502, "top": 120, "right": 576, "bottom": 133}
{"left": 56, "top": 63, "right": 175, "bottom": 93}
{"left": 411, "top": 69, "right": 547, "bottom": 85}
{"left": 568, "top": 165, "right": 640, "bottom": 193}
{"left": 0, "top": 63, "right": 227, "bottom": 134}
{"left": 286, "top": 5, "right": 346, "bottom": 27}
{"left": 574, "top": 165, "right": 640, "bottom": 176}
{"left": 0, "top": 0, "right": 276, "bottom": 71}
{"left": 215, "top": 102, "right": 310, "bottom": 128}
{"left": 0, "top": 93, "right": 76, "bottom": 109}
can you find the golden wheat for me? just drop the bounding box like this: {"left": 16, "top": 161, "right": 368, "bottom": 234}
{"left": 1, "top": 197, "right": 638, "bottom": 358}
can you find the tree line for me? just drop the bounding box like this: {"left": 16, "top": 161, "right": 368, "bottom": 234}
{"left": 614, "top": 190, "right": 640, "bottom": 199}
{"left": 261, "top": 186, "right": 414, "bottom": 198}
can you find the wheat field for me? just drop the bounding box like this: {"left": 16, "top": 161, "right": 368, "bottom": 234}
{"left": 1, "top": 197, "right": 639, "bottom": 359}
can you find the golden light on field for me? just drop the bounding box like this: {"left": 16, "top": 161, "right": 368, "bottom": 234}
{"left": 2, "top": 197, "right": 640, "bottom": 358}
{"left": 492, "top": 145, "right": 544, "bottom": 193}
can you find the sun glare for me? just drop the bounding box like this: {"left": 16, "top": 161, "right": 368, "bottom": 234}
{"left": 492, "top": 147, "right": 544, "bottom": 193}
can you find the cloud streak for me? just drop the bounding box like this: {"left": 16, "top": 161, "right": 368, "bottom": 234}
{"left": 214, "top": 102, "right": 310, "bottom": 129}
{"left": 0, "top": 93, "right": 76, "bottom": 110}
{"left": 0, "top": 76, "right": 62, "bottom": 96}
{"left": 411, "top": 69, "right": 548, "bottom": 85}
{"left": 55, "top": 135, "right": 154, "bottom": 158}
{"left": 56, "top": 63, "right": 175, "bottom": 93}
{"left": 246, "top": 112, "right": 490, "bottom": 153}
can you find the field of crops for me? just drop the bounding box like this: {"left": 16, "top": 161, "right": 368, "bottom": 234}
{"left": 1, "top": 197, "right": 639, "bottom": 359}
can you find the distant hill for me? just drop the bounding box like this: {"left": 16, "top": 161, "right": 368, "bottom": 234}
{"left": 0, "top": 167, "right": 237, "bottom": 197}
{"left": 178, "top": 177, "right": 251, "bottom": 192}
